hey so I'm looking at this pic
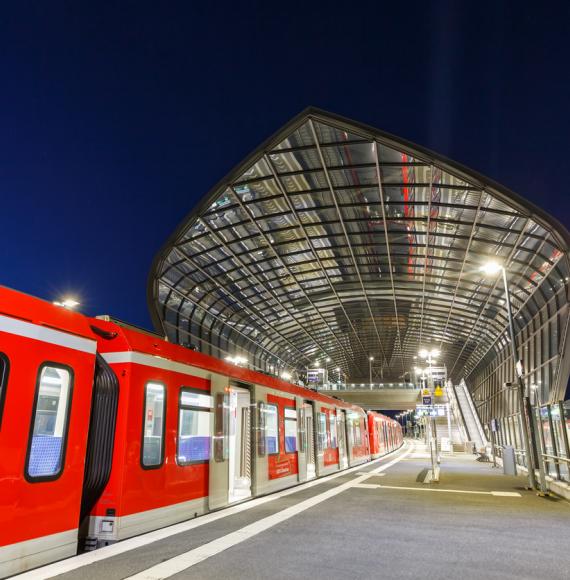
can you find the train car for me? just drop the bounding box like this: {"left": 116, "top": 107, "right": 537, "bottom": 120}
{"left": 0, "top": 288, "right": 100, "bottom": 578}
{"left": 84, "top": 316, "right": 374, "bottom": 545}
{"left": 368, "top": 411, "right": 403, "bottom": 459}
{"left": 0, "top": 286, "right": 403, "bottom": 577}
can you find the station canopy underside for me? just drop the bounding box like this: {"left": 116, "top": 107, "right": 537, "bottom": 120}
{"left": 149, "top": 108, "right": 570, "bottom": 385}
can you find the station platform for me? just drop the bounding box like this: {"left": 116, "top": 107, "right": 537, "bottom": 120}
{"left": 20, "top": 440, "right": 570, "bottom": 580}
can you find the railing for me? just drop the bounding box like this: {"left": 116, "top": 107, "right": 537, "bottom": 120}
{"left": 488, "top": 400, "right": 570, "bottom": 485}
{"left": 317, "top": 382, "right": 419, "bottom": 391}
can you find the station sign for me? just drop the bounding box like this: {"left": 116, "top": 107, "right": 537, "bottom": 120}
{"left": 422, "top": 395, "right": 432, "bottom": 405}
{"left": 416, "top": 404, "right": 447, "bottom": 417}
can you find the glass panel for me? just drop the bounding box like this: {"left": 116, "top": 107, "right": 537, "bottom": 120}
{"left": 180, "top": 390, "right": 213, "bottom": 409}
{"left": 285, "top": 412, "right": 297, "bottom": 453}
{"left": 539, "top": 406, "right": 556, "bottom": 476}
{"left": 178, "top": 407, "right": 211, "bottom": 464}
{"left": 266, "top": 404, "right": 279, "bottom": 454}
{"left": 142, "top": 382, "right": 166, "bottom": 467}
{"left": 355, "top": 417, "right": 362, "bottom": 446}
{"left": 27, "top": 365, "right": 72, "bottom": 479}
{"left": 550, "top": 405, "right": 569, "bottom": 481}
{"left": 330, "top": 413, "right": 337, "bottom": 448}
{"left": 317, "top": 413, "right": 327, "bottom": 451}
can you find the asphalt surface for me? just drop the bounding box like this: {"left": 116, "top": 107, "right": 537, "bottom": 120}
{"left": 43, "top": 441, "right": 569, "bottom": 580}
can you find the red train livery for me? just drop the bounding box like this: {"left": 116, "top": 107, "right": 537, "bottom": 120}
{"left": 0, "top": 286, "right": 402, "bottom": 578}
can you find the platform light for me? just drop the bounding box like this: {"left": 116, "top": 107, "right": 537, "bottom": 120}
{"left": 480, "top": 261, "right": 502, "bottom": 275}
{"left": 281, "top": 371, "right": 292, "bottom": 381}
{"left": 53, "top": 297, "right": 80, "bottom": 309}
{"left": 326, "top": 357, "right": 331, "bottom": 362}
{"left": 419, "top": 349, "right": 428, "bottom": 358}
{"left": 225, "top": 355, "right": 248, "bottom": 366}
{"left": 369, "top": 356, "right": 374, "bottom": 361}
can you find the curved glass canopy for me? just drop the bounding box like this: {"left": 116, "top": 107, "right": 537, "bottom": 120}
{"left": 148, "top": 108, "right": 569, "bottom": 399}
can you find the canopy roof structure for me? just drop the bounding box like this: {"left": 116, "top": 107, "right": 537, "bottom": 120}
{"left": 148, "top": 108, "right": 569, "bottom": 394}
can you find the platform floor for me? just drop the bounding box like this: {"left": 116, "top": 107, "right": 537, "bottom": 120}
{"left": 23, "top": 440, "right": 570, "bottom": 580}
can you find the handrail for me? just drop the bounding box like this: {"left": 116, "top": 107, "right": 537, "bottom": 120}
{"left": 446, "top": 383, "right": 468, "bottom": 444}
{"left": 459, "top": 379, "right": 488, "bottom": 446}
{"left": 541, "top": 453, "right": 570, "bottom": 464}
{"left": 450, "top": 382, "right": 471, "bottom": 442}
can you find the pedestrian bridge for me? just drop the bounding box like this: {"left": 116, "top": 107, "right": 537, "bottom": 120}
{"left": 317, "top": 382, "right": 420, "bottom": 410}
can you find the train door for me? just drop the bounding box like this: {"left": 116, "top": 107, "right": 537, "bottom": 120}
{"left": 296, "top": 397, "right": 307, "bottom": 482}
{"left": 209, "top": 376, "right": 253, "bottom": 510}
{"left": 304, "top": 401, "right": 316, "bottom": 480}
{"left": 337, "top": 410, "right": 348, "bottom": 469}
{"left": 209, "top": 374, "right": 229, "bottom": 510}
{"left": 228, "top": 384, "right": 252, "bottom": 503}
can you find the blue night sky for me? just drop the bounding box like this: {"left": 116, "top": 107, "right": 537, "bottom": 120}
{"left": 1, "top": 1, "right": 569, "bottom": 330}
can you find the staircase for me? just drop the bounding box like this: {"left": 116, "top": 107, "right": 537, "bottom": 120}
{"left": 434, "top": 415, "right": 464, "bottom": 451}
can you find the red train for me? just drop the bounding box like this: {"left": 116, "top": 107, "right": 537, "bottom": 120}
{"left": 0, "top": 286, "right": 402, "bottom": 578}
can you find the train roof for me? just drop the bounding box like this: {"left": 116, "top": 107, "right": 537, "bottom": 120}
{"left": 89, "top": 315, "right": 370, "bottom": 414}
{"left": 0, "top": 285, "right": 97, "bottom": 342}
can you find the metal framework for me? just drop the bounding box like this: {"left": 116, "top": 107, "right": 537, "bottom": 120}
{"left": 148, "top": 108, "right": 570, "bottom": 403}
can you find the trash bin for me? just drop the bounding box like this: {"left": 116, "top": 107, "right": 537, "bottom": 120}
{"left": 503, "top": 445, "right": 517, "bottom": 476}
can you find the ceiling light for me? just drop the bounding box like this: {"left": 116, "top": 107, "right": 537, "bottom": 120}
{"left": 480, "top": 261, "right": 502, "bottom": 275}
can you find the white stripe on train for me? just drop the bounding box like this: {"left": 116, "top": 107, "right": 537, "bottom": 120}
{"left": 0, "top": 314, "right": 96, "bottom": 354}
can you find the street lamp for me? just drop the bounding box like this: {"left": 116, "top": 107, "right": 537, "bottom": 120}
{"left": 53, "top": 297, "right": 80, "bottom": 309}
{"left": 369, "top": 356, "right": 374, "bottom": 385}
{"left": 480, "top": 260, "right": 538, "bottom": 490}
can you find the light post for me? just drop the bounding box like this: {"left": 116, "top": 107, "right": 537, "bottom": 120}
{"left": 419, "top": 348, "right": 440, "bottom": 389}
{"left": 480, "top": 261, "right": 538, "bottom": 491}
{"left": 324, "top": 357, "right": 331, "bottom": 386}
{"left": 369, "top": 356, "right": 374, "bottom": 386}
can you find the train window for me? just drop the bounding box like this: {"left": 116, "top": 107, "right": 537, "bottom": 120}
{"left": 284, "top": 407, "right": 297, "bottom": 453}
{"left": 353, "top": 418, "right": 362, "bottom": 446}
{"left": 265, "top": 404, "right": 279, "bottom": 454}
{"left": 354, "top": 419, "right": 362, "bottom": 445}
{"left": 330, "top": 413, "right": 337, "bottom": 449}
{"left": 0, "top": 353, "right": 9, "bottom": 428}
{"left": 177, "top": 388, "right": 212, "bottom": 465}
{"left": 26, "top": 364, "right": 73, "bottom": 481}
{"left": 317, "top": 413, "right": 327, "bottom": 451}
{"left": 141, "top": 382, "right": 166, "bottom": 468}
